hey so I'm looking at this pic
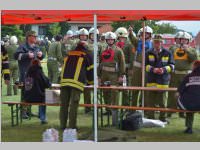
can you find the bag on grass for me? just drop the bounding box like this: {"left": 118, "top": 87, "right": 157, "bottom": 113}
{"left": 121, "top": 111, "right": 143, "bottom": 131}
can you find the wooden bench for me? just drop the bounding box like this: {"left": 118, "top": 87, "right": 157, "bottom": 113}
{"left": 2, "top": 101, "right": 199, "bottom": 127}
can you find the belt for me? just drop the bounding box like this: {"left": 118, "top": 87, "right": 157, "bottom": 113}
{"left": 174, "top": 70, "right": 192, "bottom": 74}
{"left": 48, "top": 57, "right": 57, "bottom": 61}
{"left": 133, "top": 61, "right": 142, "bottom": 68}
{"left": 102, "top": 66, "right": 116, "bottom": 72}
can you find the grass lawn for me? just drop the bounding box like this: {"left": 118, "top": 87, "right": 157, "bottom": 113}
{"left": 1, "top": 60, "right": 200, "bottom": 142}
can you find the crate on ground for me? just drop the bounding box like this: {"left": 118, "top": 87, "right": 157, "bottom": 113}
{"left": 45, "top": 89, "right": 60, "bottom": 104}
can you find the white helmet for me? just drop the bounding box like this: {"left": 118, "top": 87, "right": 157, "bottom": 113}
{"left": 181, "top": 32, "right": 192, "bottom": 42}
{"left": 105, "top": 32, "right": 117, "bottom": 40}
{"left": 115, "top": 27, "right": 128, "bottom": 38}
{"left": 138, "top": 26, "right": 153, "bottom": 35}
{"left": 45, "top": 37, "right": 48, "bottom": 40}
{"left": 89, "top": 27, "right": 99, "bottom": 34}
{"left": 175, "top": 31, "right": 184, "bottom": 39}
{"left": 79, "top": 28, "right": 89, "bottom": 36}
{"left": 101, "top": 33, "right": 106, "bottom": 37}
{"left": 66, "top": 30, "right": 74, "bottom": 37}
{"left": 10, "top": 36, "right": 18, "bottom": 45}
{"left": 74, "top": 31, "right": 79, "bottom": 36}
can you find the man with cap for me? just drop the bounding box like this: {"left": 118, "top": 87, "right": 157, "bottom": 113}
{"left": 145, "top": 34, "right": 174, "bottom": 122}
{"left": 14, "top": 30, "right": 45, "bottom": 119}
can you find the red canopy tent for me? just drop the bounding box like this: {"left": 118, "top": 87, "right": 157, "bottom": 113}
{"left": 2, "top": 10, "right": 200, "bottom": 142}
{"left": 2, "top": 10, "right": 200, "bottom": 25}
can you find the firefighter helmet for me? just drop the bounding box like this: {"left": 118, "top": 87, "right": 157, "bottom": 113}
{"left": 10, "top": 36, "right": 18, "bottom": 45}
{"left": 89, "top": 27, "right": 99, "bottom": 34}
{"left": 66, "top": 30, "right": 74, "bottom": 37}
{"left": 138, "top": 26, "right": 153, "bottom": 36}
{"left": 115, "top": 27, "right": 128, "bottom": 38}
{"left": 78, "top": 28, "right": 89, "bottom": 36}
{"left": 105, "top": 32, "right": 117, "bottom": 40}
{"left": 181, "top": 32, "right": 192, "bottom": 42}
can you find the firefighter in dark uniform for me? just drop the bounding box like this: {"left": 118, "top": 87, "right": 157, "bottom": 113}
{"left": 60, "top": 41, "right": 93, "bottom": 129}
{"left": 14, "top": 31, "right": 44, "bottom": 119}
{"left": 145, "top": 34, "right": 175, "bottom": 122}
{"left": 177, "top": 60, "right": 200, "bottom": 134}
{"left": 98, "top": 31, "right": 126, "bottom": 126}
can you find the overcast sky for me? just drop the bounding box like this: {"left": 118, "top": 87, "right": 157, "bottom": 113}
{"left": 158, "top": 21, "right": 200, "bottom": 36}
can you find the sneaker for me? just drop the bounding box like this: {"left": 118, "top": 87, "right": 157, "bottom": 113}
{"left": 41, "top": 121, "right": 48, "bottom": 124}
{"left": 184, "top": 127, "right": 193, "bottom": 134}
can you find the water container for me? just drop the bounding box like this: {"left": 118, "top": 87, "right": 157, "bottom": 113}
{"left": 63, "top": 128, "right": 77, "bottom": 142}
{"left": 122, "top": 75, "right": 127, "bottom": 87}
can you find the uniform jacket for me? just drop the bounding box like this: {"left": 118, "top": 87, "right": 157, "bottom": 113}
{"left": 177, "top": 66, "right": 200, "bottom": 111}
{"left": 24, "top": 64, "right": 51, "bottom": 103}
{"left": 60, "top": 48, "right": 94, "bottom": 92}
{"left": 48, "top": 41, "right": 63, "bottom": 64}
{"left": 172, "top": 46, "right": 198, "bottom": 71}
{"left": 145, "top": 47, "right": 175, "bottom": 87}
{"left": 98, "top": 44, "right": 126, "bottom": 77}
{"left": 1, "top": 45, "right": 10, "bottom": 80}
{"left": 14, "top": 42, "right": 44, "bottom": 82}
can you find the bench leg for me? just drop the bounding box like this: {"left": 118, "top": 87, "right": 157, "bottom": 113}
{"left": 10, "top": 105, "right": 14, "bottom": 126}
{"left": 8, "top": 104, "right": 19, "bottom": 126}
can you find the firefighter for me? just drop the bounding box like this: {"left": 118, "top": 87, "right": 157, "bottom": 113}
{"left": 98, "top": 31, "right": 126, "bottom": 126}
{"left": 145, "top": 34, "right": 174, "bottom": 122}
{"left": 6, "top": 36, "right": 19, "bottom": 96}
{"left": 168, "top": 31, "right": 198, "bottom": 118}
{"left": 83, "top": 27, "right": 102, "bottom": 114}
{"left": 61, "top": 30, "right": 75, "bottom": 57}
{"left": 115, "top": 27, "right": 136, "bottom": 106}
{"left": 59, "top": 41, "right": 93, "bottom": 129}
{"left": 47, "top": 34, "right": 63, "bottom": 84}
{"left": 128, "top": 26, "right": 153, "bottom": 106}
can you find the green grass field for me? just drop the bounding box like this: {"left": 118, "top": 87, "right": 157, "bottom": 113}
{"left": 1, "top": 61, "right": 200, "bottom": 142}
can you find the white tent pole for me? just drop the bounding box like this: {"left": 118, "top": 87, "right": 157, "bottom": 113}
{"left": 93, "top": 14, "right": 98, "bottom": 142}
{"left": 141, "top": 21, "right": 146, "bottom": 117}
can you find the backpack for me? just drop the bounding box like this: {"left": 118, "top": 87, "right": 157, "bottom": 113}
{"left": 121, "top": 111, "right": 143, "bottom": 131}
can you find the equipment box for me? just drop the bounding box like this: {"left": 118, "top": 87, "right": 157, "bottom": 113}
{"left": 45, "top": 89, "right": 60, "bottom": 104}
